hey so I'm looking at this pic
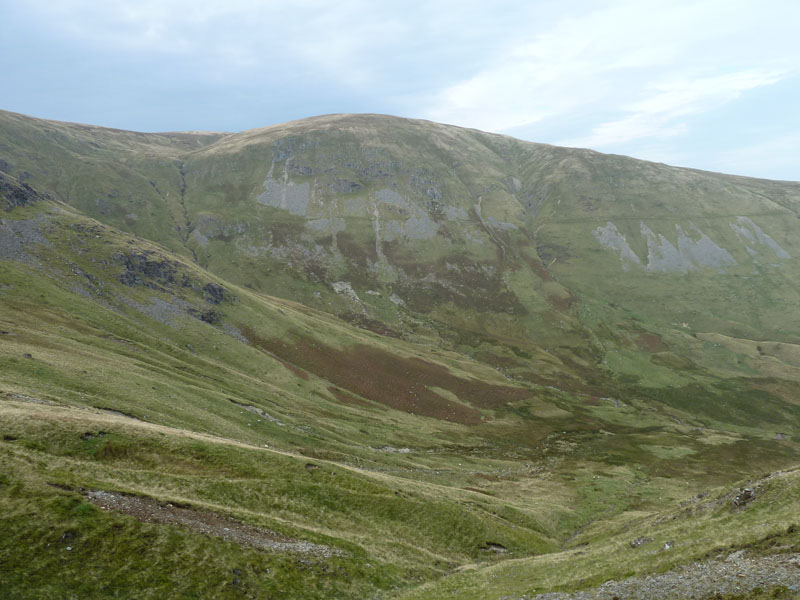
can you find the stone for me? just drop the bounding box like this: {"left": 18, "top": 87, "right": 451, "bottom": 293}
{"left": 732, "top": 488, "right": 756, "bottom": 508}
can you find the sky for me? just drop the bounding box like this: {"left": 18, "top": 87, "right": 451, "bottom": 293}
{"left": 1, "top": 0, "right": 798, "bottom": 180}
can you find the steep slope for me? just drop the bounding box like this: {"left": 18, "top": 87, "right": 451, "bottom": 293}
{"left": 4, "top": 111, "right": 800, "bottom": 393}
{"left": 1, "top": 175, "right": 564, "bottom": 597}
{"left": 0, "top": 109, "right": 225, "bottom": 259}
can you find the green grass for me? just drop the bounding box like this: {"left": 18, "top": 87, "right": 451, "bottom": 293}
{"left": 1, "top": 110, "right": 799, "bottom": 597}
{"left": 394, "top": 467, "right": 800, "bottom": 599}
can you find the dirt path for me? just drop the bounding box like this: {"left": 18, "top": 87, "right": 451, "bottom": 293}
{"left": 85, "top": 490, "right": 342, "bottom": 558}
{"left": 519, "top": 553, "right": 800, "bottom": 599}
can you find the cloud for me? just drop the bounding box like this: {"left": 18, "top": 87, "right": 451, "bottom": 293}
{"left": 422, "top": 0, "right": 800, "bottom": 144}
{"left": 14, "top": 1, "right": 570, "bottom": 95}
{"left": 21, "top": 1, "right": 396, "bottom": 78}
{"left": 563, "top": 69, "right": 788, "bottom": 148}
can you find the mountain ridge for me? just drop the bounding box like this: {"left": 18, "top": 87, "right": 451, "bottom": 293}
{"left": 1, "top": 109, "right": 799, "bottom": 599}
{"left": 6, "top": 107, "right": 798, "bottom": 183}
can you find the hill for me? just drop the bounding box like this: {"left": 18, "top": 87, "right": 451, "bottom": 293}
{"left": 1, "top": 110, "right": 799, "bottom": 598}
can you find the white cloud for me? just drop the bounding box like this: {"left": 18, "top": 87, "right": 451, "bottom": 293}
{"left": 22, "top": 0, "right": 464, "bottom": 92}
{"left": 422, "top": 0, "right": 800, "bottom": 145}
{"left": 23, "top": 1, "right": 391, "bottom": 73}
{"left": 564, "top": 69, "right": 787, "bottom": 148}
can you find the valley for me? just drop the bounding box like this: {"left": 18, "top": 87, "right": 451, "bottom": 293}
{"left": 1, "top": 109, "right": 798, "bottom": 598}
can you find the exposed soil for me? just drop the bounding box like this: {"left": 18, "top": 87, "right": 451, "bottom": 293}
{"left": 3, "top": 391, "right": 53, "bottom": 405}
{"left": 84, "top": 490, "right": 341, "bottom": 557}
{"left": 521, "top": 552, "right": 800, "bottom": 599}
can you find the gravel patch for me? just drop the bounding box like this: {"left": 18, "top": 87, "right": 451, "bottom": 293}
{"left": 2, "top": 392, "right": 54, "bottom": 405}
{"left": 222, "top": 322, "right": 248, "bottom": 342}
{"left": 117, "top": 295, "right": 191, "bottom": 327}
{"left": 228, "top": 398, "right": 284, "bottom": 426}
{"left": 518, "top": 553, "right": 800, "bottom": 600}
{"left": 0, "top": 215, "right": 50, "bottom": 265}
{"left": 85, "top": 490, "right": 343, "bottom": 558}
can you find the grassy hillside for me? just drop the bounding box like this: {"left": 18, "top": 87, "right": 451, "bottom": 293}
{"left": 0, "top": 109, "right": 224, "bottom": 259}
{"left": 1, "top": 112, "right": 799, "bottom": 598}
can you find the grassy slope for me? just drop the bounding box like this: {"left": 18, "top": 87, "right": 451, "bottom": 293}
{"left": 0, "top": 192, "right": 564, "bottom": 597}
{"left": 1, "top": 186, "right": 797, "bottom": 599}
{"left": 397, "top": 466, "right": 800, "bottom": 599}
{"left": 0, "top": 109, "right": 225, "bottom": 259}
{"left": 1, "top": 112, "right": 800, "bottom": 597}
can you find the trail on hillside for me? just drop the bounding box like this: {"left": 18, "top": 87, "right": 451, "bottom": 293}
{"left": 85, "top": 490, "right": 342, "bottom": 558}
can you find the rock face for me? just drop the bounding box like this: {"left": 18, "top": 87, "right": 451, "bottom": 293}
{"left": 202, "top": 282, "right": 228, "bottom": 304}
{"left": 0, "top": 171, "right": 44, "bottom": 211}
{"left": 115, "top": 252, "right": 183, "bottom": 289}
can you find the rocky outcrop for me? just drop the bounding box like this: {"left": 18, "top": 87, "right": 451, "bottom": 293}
{"left": 114, "top": 251, "right": 184, "bottom": 289}
{"left": 0, "top": 172, "right": 47, "bottom": 211}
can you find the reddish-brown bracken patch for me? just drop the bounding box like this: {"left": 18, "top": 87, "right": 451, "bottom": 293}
{"left": 547, "top": 291, "right": 578, "bottom": 311}
{"left": 636, "top": 333, "right": 665, "bottom": 352}
{"left": 338, "top": 312, "right": 402, "bottom": 338}
{"left": 521, "top": 253, "right": 553, "bottom": 282}
{"left": 326, "top": 386, "right": 376, "bottom": 409}
{"left": 241, "top": 326, "right": 309, "bottom": 380}
{"left": 242, "top": 327, "right": 532, "bottom": 424}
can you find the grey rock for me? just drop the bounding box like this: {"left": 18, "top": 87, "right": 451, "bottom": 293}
{"left": 257, "top": 178, "right": 310, "bottom": 216}
{"left": 0, "top": 215, "right": 50, "bottom": 265}
{"left": 732, "top": 487, "right": 756, "bottom": 508}
{"left": 593, "top": 222, "right": 642, "bottom": 270}
{"left": 1, "top": 174, "right": 44, "bottom": 211}
{"left": 676, "top": 224, "right": 736, "bottom": 270}
{"left": 202, "top": 282, "right": 228, "bottom": 305}
{"left": 641, "top": 222, "right": 693, "bottom": 273}
{"left": 329, "top": 179, "right": 362, "bottom": 194}
{"left": 731, "top": 216, "right": 791, "bottom": 259}
{"left": 629, "top": 536, "right": 654, "bottom": 548}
